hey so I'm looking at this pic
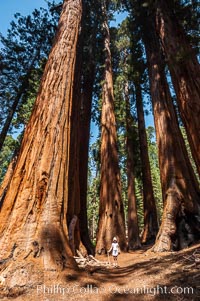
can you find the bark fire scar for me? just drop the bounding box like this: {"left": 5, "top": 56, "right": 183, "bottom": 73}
{"left": 36, "top": 176, "right": 48, "bottom": 208}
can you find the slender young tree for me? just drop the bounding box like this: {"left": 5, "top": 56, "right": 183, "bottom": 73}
{"left": 141, "top": 6, "right": 200, "bottom": 251}
{"left": 0, "top": 0, "right": 82, "bottom": 283}
{"left": 155, "top": 0, "right": 200, "bottom": 177}
{"left": 96, "top": 1, "right": 127, "bottom": 253}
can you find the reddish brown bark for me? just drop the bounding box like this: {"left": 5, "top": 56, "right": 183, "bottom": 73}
{"left": 125, "top": 82, "right": 141, "bottom": 250}
{"left": 78, "top": 62, "right": 96, "bottom": 255}
{"left": 141, "top": 8, "right": 200, "bottom": 252}
{"left": 135, "top": 83, "right": 158, "bottom": 244}
{"left": 71, "top": 11, "right": 97, "bottom": 256}
{"left": 77, "top": 1, "right": 100, "bottom": 255}
{"left": 155, "top": 0, "right": 200, "bottom": 177}
{"left": 95, "top": 5, "right": 127, "bottom": 253}
{"left": 0, "top": 0, "right": 82, "bottom": 283}
{"left": 67, "top": 28, "right": 87, "bottom": 256}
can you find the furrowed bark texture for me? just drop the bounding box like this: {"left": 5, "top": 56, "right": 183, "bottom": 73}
{"left": 96, "top": 4, "right": 126, "bottom": 253}
{"left": 141, "top": 7, "right": 200, "bottom": 252}
{"left": 155, "top": 0, "right": 200, "bottom": 177}
{"left": 0, "top": 0, "right": 82, "bottom": 274}
{"left": 67, "top": 23, "right": 87, "bottom": 256}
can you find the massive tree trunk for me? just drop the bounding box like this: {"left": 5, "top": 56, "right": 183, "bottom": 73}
{"left": 67, "top": 23, "right": 86, "bottom": 256}
{"left": 155, "top": 0, "right": 200, "bottom": 177}
{"left": 125, "top": 82, "right": 141, "bottom": 250}
{"left": 78, "top": 75, "right": 95, "bottom": 255}
{"left": 78, "top": 52, "right": 96, "bottom": 256}
{"left": 0, "top": 0, "right": 82, "bottom": 285}
{"left": 135, "top": 82, "right": 158, "bottom": 244}
{"left": 141, "top": 7, "right": 200, "bottom": 252}
{"left": 95, "top": 3, "right": 127, "bottom": 254}
{"left": 72, "top": 1, "right": 97, "bottom": 255}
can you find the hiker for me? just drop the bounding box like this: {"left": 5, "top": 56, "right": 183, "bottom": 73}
{"left": 108, "top": 237, "right": 120, "bottom": 267}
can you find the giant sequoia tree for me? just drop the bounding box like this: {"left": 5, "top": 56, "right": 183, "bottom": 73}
{"left": 78, "top": 0, "right": 102, "bottom": 255}
{"left": 0, "top": 3, "right": 199, "bottom": 287}
{"left": 128, "top": 15, "right": 159, "bottom": 243}
{"left": 155, "top": 0, "right": 200, "bottom": 177}
{"left": 135, "top": 82, "right": 158, "bottom": 244}
{"left": 113, "top": 21, "right": 141, "bottom": 250}
{"left": 0, "top": 0, "right": 82, "bottom": 282}
{"left": 125, "top": 86, "right": 141, "bottom": 249}
{"left": 140, "top": 5, "right": 200, "bottom": 252}
{"left": 96, "top": 1, "right": 127, "bottom": 253}
{"left": 67, "top": 0, "right": 102, "bottom": 256}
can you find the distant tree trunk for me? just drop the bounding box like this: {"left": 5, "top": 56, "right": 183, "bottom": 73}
{"left": 155, "top": 0, "right": 200, "bottom": 177}
{"left": 135, "top": 82, "right": 158, "bottom": 244}
{"left": 125, "top": 82, "right": 141, "bottom": 250}
{"left": 141, "top": 8, "right": 200, "bottom": 252}
{"left": 95, "top": 3, "right": 127, "bottom": 254}
{"left": 0, "top": 0, "right": 82, "bottom": 284}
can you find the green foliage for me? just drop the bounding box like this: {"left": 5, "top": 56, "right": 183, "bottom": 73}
{"left": 173, "top": 0, "right": 200, "bottom": 53}
{"left": 135, "top": 177, "right": 144, "bottom": 230}
{"left": 0, "top": 2, "right": 60, "bottom": 136}
{"left": 12, "top": 63, "right": 46, "bottom": 129}
{"left": 0, "top": 2, "right": 61, "bottom": 179}
{"left": 146, "top": 126, "right": 163, "bottom": 222}
{"left": 0, "top": 136, "right": 19, "bottom": 183}
{"left": 87, "top": 139, "right": 101, "bottom": 242}
{"left": 87, "top": 176, "right": 100, "bottom": 242}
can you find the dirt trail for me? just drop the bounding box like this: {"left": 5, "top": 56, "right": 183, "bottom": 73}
{"left": 0, "top": 243, "right": 200, "bottom": 301}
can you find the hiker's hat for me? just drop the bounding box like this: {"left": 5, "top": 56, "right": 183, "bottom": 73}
{"left": 113, "top": 237, "right": 117, "bottom": 241}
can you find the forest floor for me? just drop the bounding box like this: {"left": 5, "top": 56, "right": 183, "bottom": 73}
{"left": 0, "top": 243, "right": 200, "bottom": 301}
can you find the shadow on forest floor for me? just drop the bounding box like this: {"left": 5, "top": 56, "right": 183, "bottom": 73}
{"left": 76, "top": 242, "right": 200, "bottom": 301}
{"left": 1, "top": 243, "right": 200, "bottom": 301}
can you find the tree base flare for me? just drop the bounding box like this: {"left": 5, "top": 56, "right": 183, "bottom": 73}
{"left": 0, "top": 255, "right": 78, "bottom": 300}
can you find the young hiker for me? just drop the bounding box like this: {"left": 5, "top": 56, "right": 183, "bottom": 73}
{"left": 108, "top": 237, "right": 120, "bottom": 267}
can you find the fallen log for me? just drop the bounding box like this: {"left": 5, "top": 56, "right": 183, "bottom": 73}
{"left": 73, "top": 252, "right": 113, "bottom": 272}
